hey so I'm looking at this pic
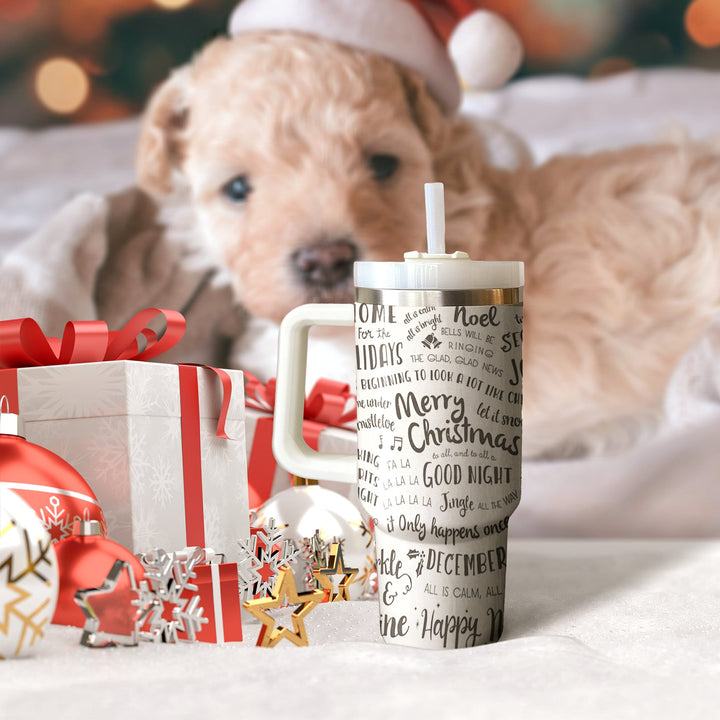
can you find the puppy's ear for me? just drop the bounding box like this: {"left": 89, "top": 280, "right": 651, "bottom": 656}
{"left": 398, "top": 68, "right": 447, "bottom": 155}
{"left": 399, "top": 67, "right": 490, "bottom": 195}
{"left": 136, "top": 67, "right": 192, "bottom": 196}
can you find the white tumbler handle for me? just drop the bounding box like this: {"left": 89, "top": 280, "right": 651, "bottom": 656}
{"left": 273, "top": 303, "right": 356, "bottom": 484}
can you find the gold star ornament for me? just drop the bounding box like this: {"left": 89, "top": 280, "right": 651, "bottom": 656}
{"left": 243, "top": 567, "right": 324, "bottom": 647}
{"left": 313, "top": 542, "right": 358, "bottom": 602}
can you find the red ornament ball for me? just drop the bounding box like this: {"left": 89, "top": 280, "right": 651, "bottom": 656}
{"left": 52, "top": 520, "right": 144, "bottom": 631}
{"left": 0, "top": 414, "right": 106, "bottom": 544}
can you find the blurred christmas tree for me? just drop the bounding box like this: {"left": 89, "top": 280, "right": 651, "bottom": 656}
{"left": 0, "top": 0, "right": 236, "bottom": 127}
{"left": 0, "top": 0, "right": 718, "bottom": 128}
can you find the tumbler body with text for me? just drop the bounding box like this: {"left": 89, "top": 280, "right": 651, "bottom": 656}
{"left": 273, "top": 185, "right": 523, "bottom": 649}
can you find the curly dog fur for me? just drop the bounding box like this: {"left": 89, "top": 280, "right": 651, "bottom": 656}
{"left": 137, "top": 32, "right": 720, "bottom": 458}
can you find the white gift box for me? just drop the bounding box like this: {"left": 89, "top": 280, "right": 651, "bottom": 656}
{"left": 11, "top": 361, "right": 248, "bottom": 561}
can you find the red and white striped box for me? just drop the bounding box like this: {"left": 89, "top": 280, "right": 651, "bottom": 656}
{"left": 192, "top": 562, "right": 243, "bottom": 644}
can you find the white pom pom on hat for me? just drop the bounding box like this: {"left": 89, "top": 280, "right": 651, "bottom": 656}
{"left": 449, "top": 9, "right": 524, "bottom": 92}
{"left": 228, "top": 0, "right": 523, "bottom": 116}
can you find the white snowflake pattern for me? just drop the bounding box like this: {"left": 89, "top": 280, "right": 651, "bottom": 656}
{"left": 201, "top": 502, "right": 226, "bottom": 553}
{"left": 24, "top": 425, "right": 76, "bottom": 471}
{"left": 37, "top": 495, "right": 75, "bottom": 542}
{"left": 196, "top": 425, "right": 248, "bottom": 559}
{"left": 126, "top": 364, "right": 177, "bottom": 417}
{"left": 83, "top": 417, "right": 131, "bottom": 493}
{"left": 200, "top": 430, "right": 225, "bottom": 472}
{"left": 127, "top": 419, "right": 152, "bottom": 469}
{"left": 131, "top": 503, "right": 165, "bottom": 552}
{"left": 161, "top": 415, "right": 182, "bottom": 448}
{"left": 100, "top": 506, "right": 121, "bottom": 535}
{"left": 237, "top": 517, "right": 301, "bottom": 600}
{"left": 145, "top": 455, "right": 175, "bottom": 508}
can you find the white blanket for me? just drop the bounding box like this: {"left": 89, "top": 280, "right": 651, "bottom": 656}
{"left": 1, "top": 540, "right": 718, "bottom": 720}
{"left": 1, "top": 69, "right": 719, "bottom": 537}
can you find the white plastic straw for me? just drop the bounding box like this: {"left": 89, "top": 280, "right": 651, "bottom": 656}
{"left": 424, "top": 182, "right": 445, "bottom": 254}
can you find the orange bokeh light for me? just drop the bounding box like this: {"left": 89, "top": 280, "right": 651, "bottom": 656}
{"left": 153, "top": 0, "right": 193, "bottom": 9}
{"left": 34, "top": 57, "right": 90, "bottom": 115}
{"left": 685, "top": 0, "right": 720, "bottom": 48}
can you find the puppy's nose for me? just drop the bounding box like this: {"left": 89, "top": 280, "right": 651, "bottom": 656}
{"left": 292, "top": 239, "right": 357, "bottom": 287}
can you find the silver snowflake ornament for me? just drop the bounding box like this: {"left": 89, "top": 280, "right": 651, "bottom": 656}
{"left": 136, "top": 546, "right": 209, "bottom": 643}
{"left": 237, "top": 518, "right": 301, "bottom": 600}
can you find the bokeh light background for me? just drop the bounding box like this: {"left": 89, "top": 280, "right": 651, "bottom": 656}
{"left": 1, "top": 0, "right": 719, "bottom": 128}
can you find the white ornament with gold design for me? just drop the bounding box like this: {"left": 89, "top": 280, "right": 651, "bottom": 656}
{"left": 254, "top": 478, "right": 375, "bottom": 600}
{"left": 0, "top": 487, "right": 59, "bottom": 659}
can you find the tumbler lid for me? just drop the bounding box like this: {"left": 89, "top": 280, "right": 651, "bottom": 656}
{"left": 354, "top": 183, "right": 523, "bottom": 291}
{"left": 355, "top": 259, "right": 524, "bottom": 291}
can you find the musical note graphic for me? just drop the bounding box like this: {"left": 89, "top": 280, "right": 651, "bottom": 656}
{"left": 390, "top": 436, "right": 403, "bottom": 451}
{"left": 378, "top": 435, "right": 384, "bottom": 450}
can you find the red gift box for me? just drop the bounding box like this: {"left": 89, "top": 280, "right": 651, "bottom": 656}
{"left": 162, "top": 561, "right": 243, "bottom": 645}
{"left": 244, "top": 374, "right": 357, "bottom": 508}
{"left": 192, "top": 562, "right": 243, "bottom": 644}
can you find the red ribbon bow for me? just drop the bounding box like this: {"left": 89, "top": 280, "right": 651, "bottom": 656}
{"left": 244, "top": 373, "right": 356, "bottom": 508}
{"left": 0, "top": 308, "right": 238, "bottom": 553}
{"left": 245, "top": 373, "right": 356, "bottom": 427}
{"left": 0, "top": 308, "right": 186, "bottom": 369}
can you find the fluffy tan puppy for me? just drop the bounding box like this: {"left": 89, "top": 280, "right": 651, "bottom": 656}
{"left": 137, "top": 32, "right": 720, "bottom": 458}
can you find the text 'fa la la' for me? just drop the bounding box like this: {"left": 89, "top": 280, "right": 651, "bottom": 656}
{"left": 382, "top": 474, "right": 419, "bottom": 489}
{"left": 386, "top": 458, "right": 411, "bottom": 470}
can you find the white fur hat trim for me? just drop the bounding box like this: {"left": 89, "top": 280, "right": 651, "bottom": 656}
{"left": 449, "top": 10, "right": 523, "bottom": 91}
{"left": 228, "top": 0, "right": 462, "bottom": 115}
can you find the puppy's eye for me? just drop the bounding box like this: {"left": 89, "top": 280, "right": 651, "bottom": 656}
{"left": 368, "top": 154, "right": 399, "bottom": 181}
{"left": 221, "top": 175, "right": 252, "bottom": 203}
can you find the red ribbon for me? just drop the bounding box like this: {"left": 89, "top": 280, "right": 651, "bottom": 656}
{"left": 178, "top": 364, "right": 236, "bottom": 549}
{"left": 179, "top": 365, "right": 205, "bottom": 549}
{"left": 0, "top": 308, "right": 186, "bottom": 370}
{"left": 244, "top": 373, "right": 356, "bottom": 508}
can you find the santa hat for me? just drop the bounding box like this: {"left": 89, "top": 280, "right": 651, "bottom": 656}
{"left": 228, "top": 0, "right": 523, "bottom": 115}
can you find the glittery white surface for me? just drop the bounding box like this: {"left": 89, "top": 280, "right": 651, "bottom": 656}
{"left": 2, "top": 540, "right": 719, "bottom": 720}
